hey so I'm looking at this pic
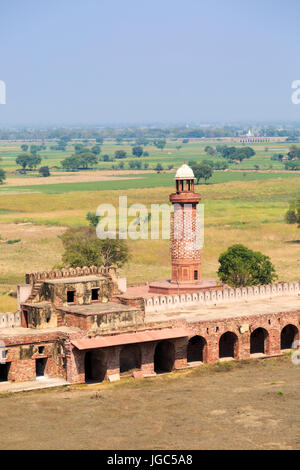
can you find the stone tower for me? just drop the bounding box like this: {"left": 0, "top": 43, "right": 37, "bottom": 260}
{"left": 149, "top": 163, "right": 219, "bottom": 294}
{"left": 169, "top": 163, "right": 201, "bottom": 284}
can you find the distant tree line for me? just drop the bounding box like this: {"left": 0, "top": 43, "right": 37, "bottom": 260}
{"left": 3, "top": 123, "right": 300, "bottom": 142}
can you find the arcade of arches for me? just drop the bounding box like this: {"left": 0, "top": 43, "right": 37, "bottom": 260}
{"left": 81, "top": 323, "right": 299, "bottom": 382}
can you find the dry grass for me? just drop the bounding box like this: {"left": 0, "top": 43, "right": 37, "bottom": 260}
{"left": 0, "top": 356, "right": 299, "bottom": 450}
{"left": 0, "top": 176, "right": 299, "bottom": 310}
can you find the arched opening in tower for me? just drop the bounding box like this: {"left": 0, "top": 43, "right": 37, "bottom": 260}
{"left": 154, "top": 340, "right": 175, "bottom": 373}
{"left": 187, "top": 335, "right": 207, "bottom": 363}
{"left": 250, "top": 328, "right": 268, "bottom": 354}
{"left": 120, "top": 344, "right": 141, "bottom": 373}
{"left": 219, "top": 332, "right": 238, "bottom": 359}
{"left": 280, "top": 325, "right": 299, "bottom": 350}
{"left": 85, "top": 349, "right": 107, "bottom": 383}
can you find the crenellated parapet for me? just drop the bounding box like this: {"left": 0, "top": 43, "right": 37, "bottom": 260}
{"left": 25, "top": 265, "right": 117, "bottom": 285}
{"left": 0, "top": 312, "right": 21, "bottom": 329}
{"left": 144, "top": 281, "right": 300, "bottom": 313}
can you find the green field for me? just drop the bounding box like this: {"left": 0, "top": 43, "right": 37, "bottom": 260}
{"left": 0, "top": 139, "right": 294, "bottom": 175}
{"left": 0, "top": 138, "right": 299, "bottom": 313}
{"left": 0, "top": 170, "right": 300, "bottom": 194}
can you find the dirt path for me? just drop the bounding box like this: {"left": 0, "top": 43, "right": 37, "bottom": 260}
{"left": 4, "top": 171, "right": 144, "bottom": 187}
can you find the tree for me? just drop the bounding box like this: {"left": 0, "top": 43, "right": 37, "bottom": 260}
{"left": 237, "top": 147, "right": 255, "bottom": 160}
{"left": 27, "top": 154, "right": 41, "bottom": 169}
{"left": 61, "top": 155, "right": 81, "bottom": 171}
{"left": 285, "top": 195, "right": 300, "bottom": 227}
{"left": 115, "top": 150, "right": 127, "bottom": 159}
{"left": 192, "top": 163, "right": 213, "bottom": 184}
{"left": 154, "top": 163, "right": 163, "bottom": 172}
{"left": 16, "top": 154, "right": 31, "bottom": 171}
{"left": 221, "top": 146, "right": 237, "bottom": 159}
{"left": 59, "top": 227, "right": 129, "bottom": 268}
{"left": 86, "top": 211, "right": 100, "bottom": 227}
{"left": 55, "top": 141, "right": 67, "bottom": 151}
{"left": 96, "top": 137, "right": 104, "bottom": 144}
{"left": 21, "top": 144, "right": 28, "bottom": 152}
{"left": 16, "top": 153, "right": 41, "bottom": 171}
{"left": 154, "top": 139, "right": 166, "bottom": 150}
{"left": 91, "top": 145, "right": 101, "bottom": 155}
{"left": 135, "top": 138, "right": 149, "bottom": 146}
{"left": 132, "top": 146, "right": 143, "bottom": 157}
{"left": 204, "top": 145, "right": 216, "bottom": 156}
{"left": 287, "top": 144, "right": 300, "bottom": 160}
{"left": 74, "top": 143, "right": 86, "bottom": 154}
{"left": 216, "top": 144, "right": 227, "bottom": 154}
{"left": 217, "top": 244, "right": 277, "bottom": 287}
{"left": 0, "top": 168, "right": 6, "bottom": 184}
{"left": 39, "top": 166, "right": 50, "bottom": 177}
{"left": 30, "top": 144, "right": 41, "bottom": 154}
{"left": 285, "top": 161, "right": 300, "bottom": 171}
{"left": 79, "top": 152, "right": 98, "bottom": 169}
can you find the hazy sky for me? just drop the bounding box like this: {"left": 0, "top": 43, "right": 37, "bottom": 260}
{"left": 1, "top": 0, "right": 300, "bottom": 126}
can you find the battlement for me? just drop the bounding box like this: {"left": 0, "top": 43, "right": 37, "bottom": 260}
{"left": 144, "top": 281, "right": 300, "bottom": 313}
{"left": 0, "top": 312, "right": 21, "bottom": 329}
{"left": 25, "top": 265, "right": 117, "bottom": 285}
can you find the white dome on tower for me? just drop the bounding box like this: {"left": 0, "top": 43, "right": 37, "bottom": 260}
{"left": 175, "top": 163, "right": 195, "bottom": 179}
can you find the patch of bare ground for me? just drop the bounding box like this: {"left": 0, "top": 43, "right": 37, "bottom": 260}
{"left": 5, "top": 171, "right": 144, "bottom": 187}
{"left": 0, "top": 355, "right": 299, "bottom": 450}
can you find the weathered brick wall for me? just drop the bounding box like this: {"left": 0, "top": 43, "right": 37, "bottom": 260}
{"left": 21, "top": 304, "right": 56, "bottom": 329}
{"left": 62, "top": 308, "right": 145, "bottom": 333}
{"left": 172, "top": 310, "right": 300, "bottom": 362}
{"left": 65, "top": 309, "right": 300, "bottom": 384}
{"left": 41, "top": 278, "right": 114, "bottom": 307}
{"left": 1, "top": 332, "right": 67, "bottom": 383}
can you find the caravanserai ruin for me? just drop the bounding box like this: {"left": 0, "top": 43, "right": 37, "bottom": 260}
{"left": 0, "top": 164, "right": 299, "bottom": 387}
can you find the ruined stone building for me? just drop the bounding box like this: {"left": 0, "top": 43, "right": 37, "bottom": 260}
{"left": 0, "top": 164, "right": 299, "bottom": 386}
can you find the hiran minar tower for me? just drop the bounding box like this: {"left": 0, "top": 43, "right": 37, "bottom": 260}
{"left": 170, "top": 163, "right": 202, "bottom": 284}
{"left": 149, "top": 163, "right": 219, "bottom": 294}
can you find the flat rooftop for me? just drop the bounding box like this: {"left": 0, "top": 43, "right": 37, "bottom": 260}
{"left": 0, "top": 325, "right": 78, "bottom": 339}
{"left": 44, "top": 275, "right": 106, "bottom": 284}
{"left": 145, "top": 295, "right": 300, "bottom": 324}
{"left": 57, "top": 301, "right": 139, "bottom": 316}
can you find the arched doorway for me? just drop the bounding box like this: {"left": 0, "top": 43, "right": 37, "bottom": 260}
{"left": 85, "top": 349, "right": 107, "bottom": 383}
{"left": 250, "top": 328, "right": 268, "bottom": 354}
{"left": 281, "top": 325, "right": 299, "bottom": 350}
{"left": 120, "top": 344, "right": 141, "bottom": 373}
{"left": 154, "top": 340, "right": 175, "bottom": 373}
{"left": 219, "top": 332, "right": 238, "bottom": 359}
{"left": 187, "top": 336, "right": 207, "bottom": 363}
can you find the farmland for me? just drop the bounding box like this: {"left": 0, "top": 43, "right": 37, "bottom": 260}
{"left": 0, "top": 139, "right": 299, "bottom": 312}
{"left": 0, "top": 139, "right": 295, "bottom": 175}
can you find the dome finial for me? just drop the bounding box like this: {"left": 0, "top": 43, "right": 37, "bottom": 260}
{"left": 175, "top": 162, "right": 195, "bottom": 180}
